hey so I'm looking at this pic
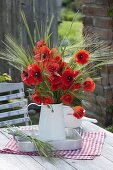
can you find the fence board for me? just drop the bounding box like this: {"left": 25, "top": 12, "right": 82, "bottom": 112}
{"left": 0, "top": 0, "right": 59, "bottom": 82}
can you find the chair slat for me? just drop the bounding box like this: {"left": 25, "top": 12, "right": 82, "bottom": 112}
{"left": 0, "top": 117, "right": 30, "bottom": 127}
{"left": 0, "top": 99, "right": 27, "bottom": 110}
{"left": 0, "top": 83, "right": 24, "bottom": 93}
{"left": 0, "top": 92, "right": 25, "bottom": 101}
{"left": 0, "top": 82, "right": 29, "bottom": 126}
{"left": 0, "top": 108, "right": 28, "bottom": 118}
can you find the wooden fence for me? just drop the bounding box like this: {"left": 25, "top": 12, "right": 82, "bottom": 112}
{"left": 0, "top": 0, "right": 59, "bottom": 82}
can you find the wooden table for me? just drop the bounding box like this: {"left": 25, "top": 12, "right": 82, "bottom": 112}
{"left": 0, "top": 121, "right": 113, "bottom": 170}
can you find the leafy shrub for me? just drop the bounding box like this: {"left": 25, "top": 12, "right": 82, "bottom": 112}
{"left": 61, "top": 8, "right": 83, "bottom": 21}
{"left": 61, "top": 8, "right": 75, "bottom": 21}
{"left": 58, "top": 20, "right": 83, "bottom": 43}
{"left": 0, "top": 73, "right": 12, "bottom": 82}
{"left": 62, "top": 0, "right": 83, "bottom": 11}
{"left": 62, "top": 0, "right": 74, "bottom": 7}
{"left": 69, "top": 1, "right": 83, "bottom": 11}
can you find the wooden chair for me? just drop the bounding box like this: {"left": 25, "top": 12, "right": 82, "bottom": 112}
{"left": 0, "top": 82, "right": 30, "bottom": 127}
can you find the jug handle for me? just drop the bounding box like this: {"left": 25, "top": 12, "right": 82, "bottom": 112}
{"left": 27, "top": 103, "right": 41, "bottom": 108}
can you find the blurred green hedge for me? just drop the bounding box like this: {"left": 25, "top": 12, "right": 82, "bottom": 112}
{"left": 61, "top": 8, "right": 83, "bottom": 21}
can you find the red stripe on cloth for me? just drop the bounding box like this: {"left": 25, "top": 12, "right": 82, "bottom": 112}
{"left": 0, "top": 132, "right": 106, "bottom": 160}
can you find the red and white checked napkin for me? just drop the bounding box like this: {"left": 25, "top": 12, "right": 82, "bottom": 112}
{"left": 0, "top": 131, "right": 105, "bottom": 160}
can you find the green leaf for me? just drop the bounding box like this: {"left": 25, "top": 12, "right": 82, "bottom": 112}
{"left": 21, "top": 11, "right": 34, "bottom": 47}
{"left": 0, "top": 35, "right": 33, "bottom": 70}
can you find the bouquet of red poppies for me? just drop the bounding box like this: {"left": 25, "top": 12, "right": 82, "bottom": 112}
{"left": 0, "top": 12, "right": 111, "bottom": 120}
{"left": 20, "top": 38, "right": 96, "bottom": 119}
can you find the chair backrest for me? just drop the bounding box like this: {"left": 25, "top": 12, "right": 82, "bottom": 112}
{"left": 0, "top": 82, "right": 30, "bottom": 127}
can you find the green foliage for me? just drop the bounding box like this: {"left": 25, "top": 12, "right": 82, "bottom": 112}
{"left": 62, "top": 0, "right": 73, "bottom": 7}
{"left": 108, "top": 7, "right": 113, "bottom": 17}
{"left": 61, "top": 8, "right": 83, "bottom": 21}
{"left": 69, "top": 1, "right": 83, "bottom": 11}
{"left": 106, "top": 105, "right": 113, "bottom": 114}
{"left": 107, "top": 1, "right": 113, "bottom": 17}
{"left": 58, "top": 20, "right": 83, "bottom": 43}
{"left": 0, "top": 73, "right": 12, "bottom": 82}
{"left": 106, "top": 126, "right": 113, "bottom": 133}
{"left": 61, "top": 8, "right": 75, "bottom": 21}
{"left": 105, "top": 106, "right": 113, "bottom": 133}
{"left": 62, "top": 0, "right": 83, "bottom": 11}
{"left": 0, "top": 35, "right": 33, "bottom": 71}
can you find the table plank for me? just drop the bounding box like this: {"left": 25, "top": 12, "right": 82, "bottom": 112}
{"left": 0, "top": 129, "right": 76, "bottom": 170}
{"left": 0, "top": 122, "right": 113, "bottom": 170}
{"left": 0, "top": 131, "right": 46, "bottom": 170}
{"left": 0, "top": 155, "right": 28, "bottom": 170}
{"left": 0, "top": 154, "right": 46, "bottom": 170}
{"left": 102, "top": 143, "right": 113, "bottom": 162}
{"left": 63, "top": 121, "right": 113, "bottom": 170}
{"left": 31, "top": 156, "right": 76, "bottom": 170}
{"left": 67, "top": 156, "right": 113, "bottom": 170}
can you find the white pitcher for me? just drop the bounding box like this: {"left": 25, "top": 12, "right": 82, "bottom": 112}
{"left": 38, "top": 103, "right": 66, "bottom": 141}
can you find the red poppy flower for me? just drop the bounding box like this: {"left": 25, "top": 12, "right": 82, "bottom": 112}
{"left": 28, "top": 64, "right": 42, "bottom": 85}
{"left": 47, "top": 63, "right": 59, "bottom": 75}
{"left": 74, "top": 70, "right": 80, "bottom": 77}
{"left": 75, "top": 49, "right": 90, "bottom": 65}
{"left": 43, "top": 96, "right": 54, "bottom": 105}
{"left": 50, "top": 48, "right": 58, "bottom": 58}
{"left": 83, "top": 77, "right": 95, "bottom": 92}
{"left": 21, "top": 66, "right": 35, "bottom": 86}
{"left": 58, "top": 61, "right": 67, "bottom": 75}
{"left": 62, "top": 69, "right": 74, "bottom": 87}
{"left": 34, "top": 46, "right": 51, "bottom": 62}
{"left": 32, "top": 91, "right": 43, "bottom": 104}
{"left": 61, "top": 84, "right": 69, "bottom": 91}
{"left": 34, "top": 53, "right": 40, "bottom": 61}
{"left": 60, "top": 93, "right": 73, "bottom": 105}
{"left": 71, "top": 83, "right": 81, "bottom": 91}
{"left": 51, "top": 83, "right": 62, "bottom": 91}
{"left": 53, "top": 55, "right": 62, "bottom": 63}
{"left": 49, "top": 74, "right": 61, "bottom": 85}
{"left": 73, "top": 106, "right": 85, "bottom": 119}
{"left": 21, "top": 64, "right": 42, "bottom": 86}
{"left": 37, "top": 40, "right": 47, "bottom": 48}
{"left": 21, "top": 70, "right": 31, "bottom": 86}
{"left": 60, "top": 61, "right": 67, "bottom": 68}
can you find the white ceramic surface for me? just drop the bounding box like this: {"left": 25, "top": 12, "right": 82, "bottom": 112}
{"left": 38, "top": 103, "right": 66, "bottom": 141}
{"left": 63, "top": 106, "right": 98, "bottom": 128}
{"left": 63, "top": 106, "right": 82, "bottom": 128}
